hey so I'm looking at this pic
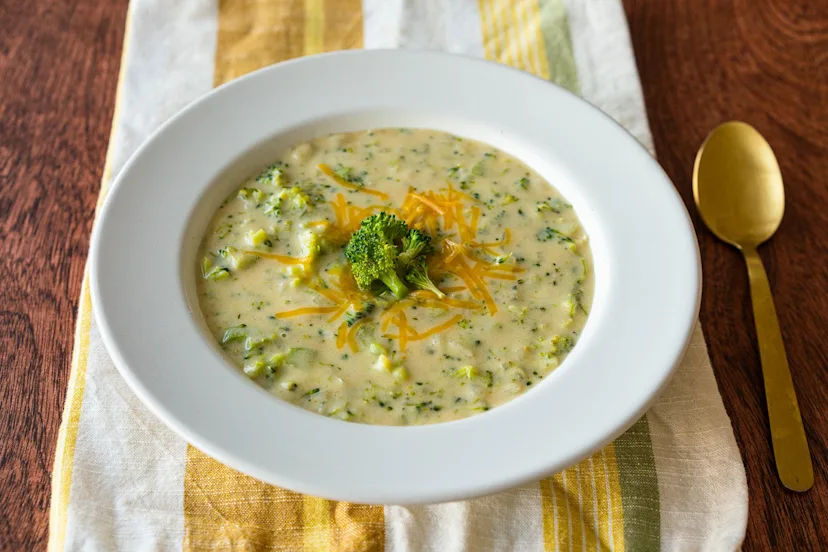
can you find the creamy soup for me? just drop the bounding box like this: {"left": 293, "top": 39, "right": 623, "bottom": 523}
{"left": 196, "top": 129, "right": 592, "bottom": 425}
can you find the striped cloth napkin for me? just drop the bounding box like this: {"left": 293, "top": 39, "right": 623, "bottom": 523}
{"left": 50, "top": 1, "right": 749, "bottom": 550}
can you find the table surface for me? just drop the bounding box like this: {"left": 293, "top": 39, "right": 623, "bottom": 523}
{"left": 1, "top": 0, "right": 826, "bottom": 549}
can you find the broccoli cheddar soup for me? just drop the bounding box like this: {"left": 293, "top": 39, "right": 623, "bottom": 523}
{"left": 196, "top": 129, "right": 593, "bottom": 425}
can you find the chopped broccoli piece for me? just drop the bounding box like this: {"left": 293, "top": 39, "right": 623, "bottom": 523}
{"left": 454, "top": 365, "right": 478, "bottom": 379}
{"left": 244, "top": 334, "right": 276, "bottom": 351}
{"left": 372, "top": 354, "right": 393, "bottom": 373}
{"left": 285, "top": 186, "right": 312, "bottom": 211}
{"left": 392, "top": 367, "right": 409, "bottom": 380}
{"left": 238, "top": 187, "right": 266, "bottom": 205}
{"left": 256, "top": 163, "right": 285, "bottom": 186}
{"left": 263, "top": 195, "right": 281, "bottom": 216}
{"left": 404, "top": 257, "right": 445, "bottom": 298}
{"left": 245, "top": 229, "right": 272, "bottom": 248}
{"left": 334, "top": 165, "right": 365, "bottom": 185}
{"left": 502, "top": 193, "right": 519, "bottom": 205}
{"left": 298, "top": 229, "right": 327, "bottom": 261}
{"left": 243, "top": 360, "right": 266, "bottom": 378}
{"left": 345, "top": 302, "right": 375, "bottom": 327}
{"left": 222, "top": 324, "right": 248, "bottom": 343}
{"left": 369, "top": 342, "right": 388, "bottom": 356}
{"left": 268, "top": 186, "right": 313, "bottom": 214}
{"left": 536, "top": 198, "right": 571, "bottom": 213}
{"left": 218, "top": 246, "right": 256, "bottom": 270}
{"left": 536, "top": 227, "right": 574, "bottom": 244}
{"left": 204, "top": 266, "right": 230, "bottom": 281}
{"left": 344, "top": 213, "right": 409, "bottom": 299}
{"left": 398, "top": 228, "right": 433, "bottom": 269}
{"left": 550, "top": 335, "right": 575, "bottom": 355}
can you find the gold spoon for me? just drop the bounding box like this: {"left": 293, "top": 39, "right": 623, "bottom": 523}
{"left": 693, "top": 121, "right": 813, "bottom": 492}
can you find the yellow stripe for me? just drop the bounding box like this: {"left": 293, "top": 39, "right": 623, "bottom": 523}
{"left": 605, "top": 443, "right": 625, "bottom": 551}
{"left": 303, "top": 496, "right": 332, "bottom": 551}
{"left": 544, "top": 452, "right": 622, "bottom": 551}
{"left": 526, "top": 0, "right": 552, "bottom": 81}
{"left": 48, "top": 5, "right": 133, "bottom": 549}
{"left": 504, "top": 0, "right": 530, "bottom": 71}
{"left": 579, "top": 460, "right": 599, "bottom": 551}
{"left": 304, "top": 0, "right": 324, "bottom": 55}
{"left": 479, "top": 0, "right": 504, "bottom": 65}
{"left": 593, "top": 449, "right": 613, "bottom": 551}
{"left": 539, "top": 477, "right": 555, "bottom": 550}
{"left": 323, "top": 0, "right": 363, "bottom": 51}
{"left": 517, "top": 0, "right": 542, "bottom": 78}
{"left": 47, "top": 278, "right": 93, "bottom": 552}
{"left": 185, "top": 2, "right": 382, "bottom": 550}
{"left": 492, "top": 0, "right": 515, "bottom": 67}
{"left": 183, "top": 448, "right": 305, "bottom": 550}
{"left": 213, "top": 0, "right": 306, "bottom": 86}
{"left": 477, "top": 0, "right": 495, "bottom": 60}
{"left": 549, "top": 471, "right": 571, "bottom": 550}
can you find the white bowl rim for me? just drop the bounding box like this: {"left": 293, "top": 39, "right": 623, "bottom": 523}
{"left": 90, "top": 49, "right": 700, "bottom": 505}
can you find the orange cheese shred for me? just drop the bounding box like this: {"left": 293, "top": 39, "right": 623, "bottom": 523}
{"left": 409, "top": 192, "right": 446, "bottom": 215}
{"left": 408, "top": 314, "right": 464, "bottom": 342}
{"left": 275, "top": 306, "right": 340, "bottom": 319}
{"left": 327, "top": 301, "right": 353, "bottom": 323}
{"left": 336, "top": 322, "right": 348, "bottom": 349}
{"left": 243, "top": 250, "right": 309, "bottom": 265}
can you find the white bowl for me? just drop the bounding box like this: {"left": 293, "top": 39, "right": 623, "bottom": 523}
{"left": 91, "top": 50, "right": 700, "bottom": 504}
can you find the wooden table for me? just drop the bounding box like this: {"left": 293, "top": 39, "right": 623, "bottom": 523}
{"left": 1, "top": 0, "right": 825, "bottom": 548}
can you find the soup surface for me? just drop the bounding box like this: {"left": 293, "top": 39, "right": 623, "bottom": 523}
{"left": 196, "top": 129, "right": 593, "bottom": 425}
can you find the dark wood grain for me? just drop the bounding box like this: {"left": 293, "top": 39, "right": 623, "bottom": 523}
{"left": 0, "top": 0, "right": 129, "bottom": 549}
{"left": 623, "top": 0, "right": 828, "bottom": 549}
{"left": 0, "top": 0, "right": 825, "bottom": 549}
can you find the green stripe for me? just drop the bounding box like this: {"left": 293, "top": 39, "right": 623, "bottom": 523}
{"left": 614, "top": 416, "right": 662, "bottom": 551}
{"left": 537, "top": 0, "right": 580, "bottom": 94}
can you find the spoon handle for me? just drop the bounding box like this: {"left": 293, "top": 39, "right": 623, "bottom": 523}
{"left": 742, "top": 246, "right": 813, "bottom": 491}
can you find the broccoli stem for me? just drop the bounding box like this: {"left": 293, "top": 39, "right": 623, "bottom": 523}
{"left": 381, "top": 271, "right": 409, "bottom": 299}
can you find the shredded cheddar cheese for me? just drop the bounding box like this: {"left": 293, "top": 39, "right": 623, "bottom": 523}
{"left": 261, "top": 182, "right": 521, "bottom": 349}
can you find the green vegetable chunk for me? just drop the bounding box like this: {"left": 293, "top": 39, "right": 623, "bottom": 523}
{"left": 221, "top": 324, "right": 248, "bottom": 343}
{"left": 398, "top": 228, "right": 433, "bottom": 269}
{"left": 404, "top": 257, "right": 445, "bottom": 298}
{"left": 536, "top": 227, "right": 574, "bottom": 244}
{"left": 346, "top": 302, "right": 376, "bottom": 327}
{"left": 344, "top": 212, "right": 410, "bottom": 299}
{"left": 256, "top": 163, "right": 285, "bottom": 187}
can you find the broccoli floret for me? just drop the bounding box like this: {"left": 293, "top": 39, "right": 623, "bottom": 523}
{"left": 238, "top": 187, "right": 266, "bottom": 205}
{"left": 398, "top": 229, "right": 433, "bottom": 269}
{"left": 404, "top": 257, "right": 445, "bottom": 298}
{"left": 345, "top": 302, "right": 375, "bottom": 327}
{"left": 256, "top": 163, "right": 285, "bottom": 187}
{"left": 362, "top": 212, "right": 408, "bottom": 242}
{"left": 298, "top": 230, "right": 328, "bottom": 261}
{"left": 344, "top": 213, "right": 409, "bottom": 299}
{"left": 218, "top": 246, "right": 256, "bottom": 270}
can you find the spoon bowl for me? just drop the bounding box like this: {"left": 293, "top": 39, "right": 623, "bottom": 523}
{"left": 693, "top": 121, "right": 813, "bottom": 492}
{"left": 694, "top": 122, "right": 784, "bottom": 248}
